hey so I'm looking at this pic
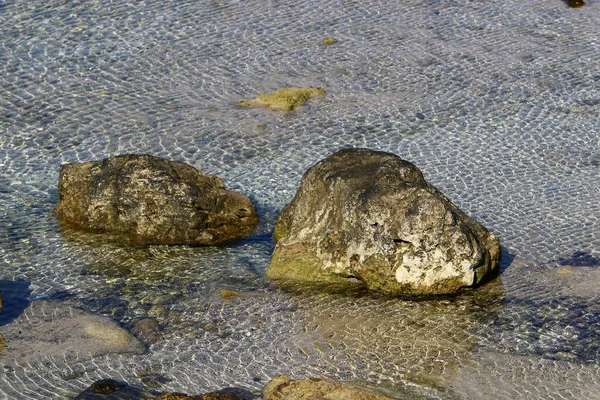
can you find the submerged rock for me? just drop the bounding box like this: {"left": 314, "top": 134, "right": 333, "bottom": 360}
{"left": 55, "top": 154, "right": 258, "bottom": 246}
{"left": 238, "top": 86, "right": 325, "bottom": 112}
{"left": 0, "top": 301, "right": 145, "bottom": 364}
{"left": 565, "top": 0, "right": 584, "bottom": 7}
{"left": 74, "top": 378, "right": 155, "bottom": 399}
{"left": 74, "top": 381, "right": 246, "bottom": 400}
{"left": 268, "top": 148, "right": 500, "bottom": 295}
{"left": 90, "top": 379, "right": 127, "bottom": 395}
{"left": 152, "top": 392, "right": 243, "bottom": 399}
{"left": 131, "top": 317, "right": 162, "bottom": 346}
{"left": 322, "top": 37, "right": 338, "bottom": 45}
{"left": 262, "top": 375, "right": 396, "bottom": 400}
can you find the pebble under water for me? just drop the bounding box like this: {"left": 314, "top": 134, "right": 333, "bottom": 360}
{"left": 1, "top": 0, "right": 599, "bottom": 399}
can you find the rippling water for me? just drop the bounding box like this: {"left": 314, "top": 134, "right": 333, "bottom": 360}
{"left": 1, "top": 0, "right": 599, "bottom": 398}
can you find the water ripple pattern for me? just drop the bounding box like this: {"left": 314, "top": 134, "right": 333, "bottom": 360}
{"left": 1, "top": 0, "right": 599, "bottom": 399}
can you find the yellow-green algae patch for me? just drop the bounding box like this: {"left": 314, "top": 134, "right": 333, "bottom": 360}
{"left": 238, "top": 86, "right": 325, "bottom": 112}
{"left": 322, "top": 37, "right": 338, "bottom": 45}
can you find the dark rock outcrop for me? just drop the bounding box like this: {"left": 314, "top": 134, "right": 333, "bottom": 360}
{"left": 262, "top": 375, "right": 396, "bottom": 400}
{"left": 55, "top": 154, "right": 258, "bottom": 246}
{"left": 268, "top": 148, "right": 500, "bottom": 295}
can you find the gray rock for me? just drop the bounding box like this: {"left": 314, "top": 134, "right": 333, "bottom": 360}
{"left": 55, "top": 154, "right": 259, "bottom": 246}
{"left": 262, "top": 375, "right": 396, "bottom": 400}
{"left": 268, "top": 148, "right": 500, "bottom": 295}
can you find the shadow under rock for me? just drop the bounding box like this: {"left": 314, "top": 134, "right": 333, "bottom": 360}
{"left": 0, "top": 280, "right": 31, "bottom": 326}
{"left": 498, "top": 247, "right": 516, "bottom": 274}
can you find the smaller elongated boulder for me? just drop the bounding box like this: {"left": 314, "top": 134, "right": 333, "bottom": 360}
{"left": 268, "top": 148, "right": 500, "bottom": 295}
{"left": 55, "top": 154, "right": 258, "bottom": 245}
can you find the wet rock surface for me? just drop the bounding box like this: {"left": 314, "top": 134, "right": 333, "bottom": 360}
{"left": 55, "top": 154, "right": 259, "bottom": 246}
{"left": 269, "top": 148, "right": 501, "bottom": 294}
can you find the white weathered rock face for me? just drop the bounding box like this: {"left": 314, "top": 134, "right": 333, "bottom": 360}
{"left": 268, "top": 148, "right": 501, "bottom": 295}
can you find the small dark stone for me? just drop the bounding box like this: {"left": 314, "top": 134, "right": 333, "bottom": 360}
{"left": 415, "top": 112, "right": 425, "bottom": 120}
{"left": 131, "top": 318, "right": 162, "bottom": 345}
{"left": 90, "top": 379, "right": 126, "bottom": 394}
{"left": 559, "top": 251, "right": 600, "bottom": 267}
{"left": 565, "top": 0, "right": 584, "bottom": 7}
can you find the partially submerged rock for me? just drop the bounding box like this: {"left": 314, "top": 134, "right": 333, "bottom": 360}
{"left": 55, "top": 154, "right": 259, "bottom": 246}
{"left": 262, "top": 375, "right": 396, "bottom": 400}
{"left": 238, "top": 86, "right": 325, "bottom": 112}
{"left": 268, "top": 148, "right": 500, "bottom": 295}
{"left": 74, "top": 378, "right": 155, "bottom": 399}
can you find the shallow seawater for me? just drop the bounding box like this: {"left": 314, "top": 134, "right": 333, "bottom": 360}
{"left": 1, "top": 0, "right": 599, "bottom": 398}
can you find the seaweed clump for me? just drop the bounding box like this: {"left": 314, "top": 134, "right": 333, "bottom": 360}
{"left": 238, "top": 86, "right": 325, "bottom": 112}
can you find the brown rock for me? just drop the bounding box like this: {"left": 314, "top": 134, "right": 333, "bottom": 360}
{"left": 55, "top": 154, "right": 259, "bottom": 245}
{"left": 262, "top": 375, "right": 396, "bottom": 400}
{"left": 90, "top": 379, "right": 127, "bottom": 394}
{"left": 131, "top": 318, "right": 162, "bottom": 345}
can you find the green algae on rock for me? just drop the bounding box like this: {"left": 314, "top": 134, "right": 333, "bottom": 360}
{"left": 238, "top": 86, "right": 325, "bottom": 112}
{"left": 322, "top": 37, "right": 338, "bottom": 45}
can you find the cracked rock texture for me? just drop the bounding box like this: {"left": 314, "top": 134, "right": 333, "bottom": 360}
{"left": 268, "top": 148, "right": 500, "bottom": 294}
{"left": 55, "top": 154, "right": 258, "bottom": 245}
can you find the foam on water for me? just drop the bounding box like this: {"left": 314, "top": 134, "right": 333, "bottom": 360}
{"left": 1, "top": 0, "right": 599, "bottom": 398}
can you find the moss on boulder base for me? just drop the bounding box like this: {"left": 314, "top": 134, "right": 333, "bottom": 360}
{"left": 238, "top": 86, "right": 325, "bottom": 112}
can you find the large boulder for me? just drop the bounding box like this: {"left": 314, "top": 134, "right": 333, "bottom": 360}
{"left": 268, "top": 148, "right": 500, "bottom": 295}
{"left": 55, "top": 154, "right": 259, "bottom": 245}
